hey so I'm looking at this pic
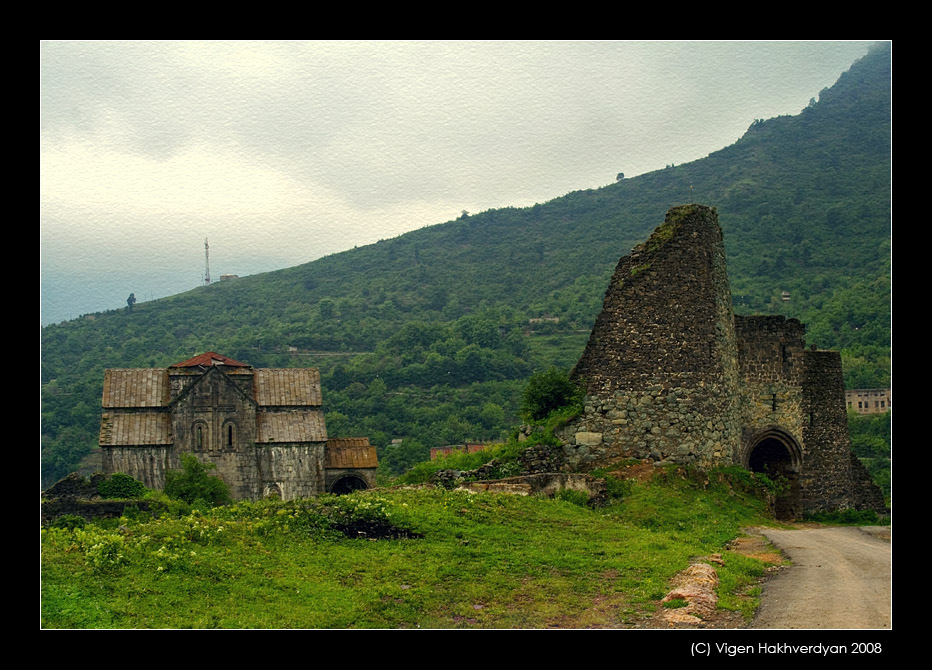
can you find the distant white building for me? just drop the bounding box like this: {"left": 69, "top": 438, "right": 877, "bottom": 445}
{"left": 845, "top": 389, "right": 891, "bottom": 415}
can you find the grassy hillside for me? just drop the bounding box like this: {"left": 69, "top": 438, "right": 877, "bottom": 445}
{"left": 42, "top": 467, "right": 780, "bottom": 629}
{"left": 40, "top": 44, "right": 891, "bottom": 485}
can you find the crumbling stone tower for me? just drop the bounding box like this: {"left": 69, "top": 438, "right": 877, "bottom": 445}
{"left": 567, "top": 204, "right": 743, "bottom": 469}
{"left": 562, "top": 204, "right": 886, "bottom": 516}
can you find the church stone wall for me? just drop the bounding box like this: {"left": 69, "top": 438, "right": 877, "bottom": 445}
{"left": 97, "top": 355, "right": 369, "bottom": 503}
{"left": 258, "top": 444, "right": 327, "bottom": 500}
{"left": 169, "top": 367, "right": 260, "bottom": 500}
{"left": 102, "top": 446, "right": 173, "bottom": 491}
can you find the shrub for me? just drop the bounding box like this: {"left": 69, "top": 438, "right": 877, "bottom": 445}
{"left": 554, "top": 488, "right": 590, "bottom": 507}
{"left": 164, "top": 454, "right": 232, "bottom": 507}
{"left": 521, "top": 367, "right": 583, "bottom": 422}
{"left": 602, "top": 475, "right": 633, "bottom": 501}
{"left": 51, "top": 514, "right": 86, "bottom": 530}
{"left": 98, "top": 473, "right": 147, "bottom": 499}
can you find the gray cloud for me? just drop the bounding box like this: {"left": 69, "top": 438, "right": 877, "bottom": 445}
{"left": 40, "top": 40, "right": 878, "bottom": 324}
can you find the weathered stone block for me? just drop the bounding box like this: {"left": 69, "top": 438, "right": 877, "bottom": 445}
{"left": 574, "top": 431, "right": 603, "bottom": 446}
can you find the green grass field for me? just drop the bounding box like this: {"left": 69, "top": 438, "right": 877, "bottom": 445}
{"left": 41, "top": 468, "right": 780, "bottom": 629}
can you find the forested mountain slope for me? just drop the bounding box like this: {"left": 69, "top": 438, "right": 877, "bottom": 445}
{"left": 41, "top": 44, "right": 891, "bottom": 485}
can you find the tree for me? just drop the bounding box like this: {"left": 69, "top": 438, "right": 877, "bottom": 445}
{"left": 521, "top": 367, "right": 582, "bottom": 421}
{"left": 318, "top": 298, "right": 335, "bottom": 320}
{"left": 164, "top": 454, "right": 231, "bottom": 507}
{"left": 378, "top": 438, "right": 429, "bottom": 476}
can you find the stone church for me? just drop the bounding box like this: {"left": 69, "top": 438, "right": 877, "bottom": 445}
{"left": 560, "top": 204, "right": 885, "bottom": 517}
{"left": 99, "top": 352, "right": 377, "bottom": 500}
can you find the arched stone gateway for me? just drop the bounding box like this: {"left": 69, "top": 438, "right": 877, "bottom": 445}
{"left": 330, "top": 475, "right": 369, "bottom": 495}
{"left": 744, "top": 428, "right": 803, "bottom": 520}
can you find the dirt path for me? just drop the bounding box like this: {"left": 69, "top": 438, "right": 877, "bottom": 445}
{"left": 750, "top": 526, "right": 891, "bottom": 629}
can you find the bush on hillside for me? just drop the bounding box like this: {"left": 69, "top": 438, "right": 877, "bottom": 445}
{"left": 521, "top": 367, "right": 583, "bottom": 422}
{"left": 98, "top": 473, "right": 147, "bottom": 499}
{"left": 51, "top": 514, "right": 87, "bottom": 530}
{"left": 164, "top": 454, "right": 231, "bottom": 507}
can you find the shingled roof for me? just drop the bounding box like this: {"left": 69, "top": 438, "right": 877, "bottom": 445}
{"left": 325, "top": 437, "right": 378, "bottom": 469}
{"left": 101, "top": 357, "right": 330, "bottom": 446}
{"left": 256, "top": 410, "right": 327, "bottom": 443}
{"left": 102, "top": 369, "right": 170, "bottom": 408}
{"left": 254, "top": 369, "right": 322, "bottom": 406}
{"left": 99, "top": 411, "right": 172, "bottom": 446}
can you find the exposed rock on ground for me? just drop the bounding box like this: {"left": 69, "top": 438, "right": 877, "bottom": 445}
{"left": 660, "top": 561, "right": 721, "bottom": 625}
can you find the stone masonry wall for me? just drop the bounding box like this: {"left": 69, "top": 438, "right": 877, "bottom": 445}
{"left": 103, "top": 446, "right": 174, "bottom": 491}
{"left": 103, "top": 443, "right": 327, "bottom": 502}
{"left": 258, "top": 444, "right": 327, "bottom": 500}
{"left": 563, "top": 205, "right": 742, "bottom": 469}
{"left": 736, "top": 316, "right": 807, "bottom": 452}
{"left": 799, "top": 350, "right": 865, "bottom": 513}
{"left": 170, "top": 367, "right": 259, "bottom": 500}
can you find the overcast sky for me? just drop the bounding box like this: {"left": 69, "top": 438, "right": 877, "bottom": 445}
{"left": 40, "top": 40, "right": 880, "bottom": 324}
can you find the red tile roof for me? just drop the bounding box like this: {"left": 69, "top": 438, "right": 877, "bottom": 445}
{"left": 170, "top": 352, "right": 250, "bottom": 368}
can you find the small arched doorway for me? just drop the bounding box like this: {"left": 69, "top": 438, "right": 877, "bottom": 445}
{"left": 330, "top": 475, "right": 369, "bottom": 495}
{"left": 743, "top": 428, "right": 803, "bottom": 520}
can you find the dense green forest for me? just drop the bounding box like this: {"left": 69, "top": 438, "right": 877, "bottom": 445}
{"left": 848, "top": 410, "right": 892, "bottom": 500}
{"left": 41, "top": 45, "right": 891, "bottom": 486}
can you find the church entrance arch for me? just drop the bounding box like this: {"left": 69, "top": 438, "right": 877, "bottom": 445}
{"left": 330, "top": 475, "right": 369, "bottom": 495}
{"left": 743, "top": 428, "right": 803, "bottom": 520}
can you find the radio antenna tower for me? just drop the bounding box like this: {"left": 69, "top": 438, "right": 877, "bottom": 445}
{"left": 204, "top": 238, "right": 211, "bottom": 285}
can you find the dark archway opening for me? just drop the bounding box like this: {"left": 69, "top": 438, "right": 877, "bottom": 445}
{"left": 746, "top": 433, "right": 802, "bottom": 520}
{"left": 330, "top": 475, "right": 369, "bottom": 495}
{"left": 749, "top": 438, "right": 793, "bottom": 476}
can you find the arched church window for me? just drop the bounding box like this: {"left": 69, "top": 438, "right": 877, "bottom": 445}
{"left": 193, "top": 422, "right": 209, "bottom": 452}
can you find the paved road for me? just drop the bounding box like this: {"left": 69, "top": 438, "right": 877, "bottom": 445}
{"left": 750, "top": 526, "right": 891, "bottom": 629}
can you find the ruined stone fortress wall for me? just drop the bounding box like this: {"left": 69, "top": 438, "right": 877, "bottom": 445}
{"left": 735, "top": 315, "right": 807, "bottom": 458}
{"left": 560, "top": 204, "right": 885, "bottom": 515}
{"left": 563, "top": 205, "right": 744, "bottom": 469}
{"left": 733, "top": 315, "right": 809, "bottom": 517}
{"left": 799, "top": 350, "right": 884, "bottom": 512}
